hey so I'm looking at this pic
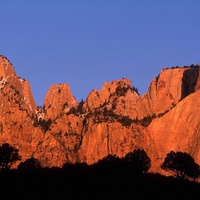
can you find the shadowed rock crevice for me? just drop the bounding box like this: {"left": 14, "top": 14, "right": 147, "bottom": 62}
{"left": 195, "top": 65, "right": 200, "bottom": 91}
{"left": 181, "top": 66, "right": 199, "bottom": 100}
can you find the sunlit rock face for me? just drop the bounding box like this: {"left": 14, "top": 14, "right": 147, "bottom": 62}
{"left": 84, "top": 78, "right": 135, "bottom": 110}
{"left": 147, "top": 90, "right": 200, "bottom": 171}
{"left": 78, "top": 121, "right": 156, "bottom": 165}
{"left": 33, "top": 114, "right": 83, "bottom": 167}
{"left": 0, "top": 55, "right": 42, "bottom": 164}
{"left": 0, "top": 56, "right": 16, "bottom": 78}
{"left": 37, "top": 64, "right": 200, "bottom": 171}
{"left": 1, "top": 55, "right": 200, "bottom": 173}
{"left": 0, "top": 56, "right": 36, "bottom": 112}
{"left": 144, "top": 67, "right": 198, "bottom": 116}
{"left": 83, "top": 78, "right": 150, "bottom": 120}
{"left": 43, "top": 83, "right": 78, "bottom": 121}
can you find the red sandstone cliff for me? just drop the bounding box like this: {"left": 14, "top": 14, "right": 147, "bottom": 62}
{"left": 43, "top": 83, "right": 78, "bottom": 121}
{"left": 0, "top": 56, "right": 43, "bottom": 165}
{"left": 148, "top": 89, "right": 200, "bottom": 171}
{"left": 0, "top": 55, "right": 200, "bottom": 173}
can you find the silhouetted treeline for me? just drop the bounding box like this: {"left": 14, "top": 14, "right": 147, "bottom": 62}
{"left": 0, "top": 143, "right": 200, "bottom": 199}
{"left": 1, "top": 165, "right": 200, "bottom": 200}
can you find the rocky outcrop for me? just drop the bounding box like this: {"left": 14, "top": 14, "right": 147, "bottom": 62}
{"left": 144, "top": 67, "right": 198, "bottom": 116}
{"left": 83, "top": 78, "right": 151, "bottom": 120}
{"left": 43, "top": 83, "right": 78, "bottom": 121}
{"left": 0, "top": 56, "right": 16, "bottom": 78}
{"left": 84, "top": 79, "right": 134, "bottom": 110}
{"left": 0, "top": 55, "right": 42, "bottom": 164}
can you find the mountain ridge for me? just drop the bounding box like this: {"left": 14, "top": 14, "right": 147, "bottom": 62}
{"left": 0, "top": 54, "right": 199, "bottom": 173}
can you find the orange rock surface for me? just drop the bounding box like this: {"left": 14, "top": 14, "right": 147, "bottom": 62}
{"left": 0, "top": 55, "right": 200, "bottom": 173}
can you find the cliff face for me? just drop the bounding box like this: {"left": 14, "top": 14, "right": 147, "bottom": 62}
{"left": 34, "top": 114, "right": 83, "bottom": 167}
{"left": 78, "top": 121, "right": 157, "bottom": 165}
{"left": 0, "top": 55, "right": 200, "bottom": 173}
{"left": 43, "top": 83, "right": 78, "bottom": 121}
{"left": 144, "top": 67, "right": 198, "bottom": 116}
{"left": 148, "top": 90, "right": 200, "bottom": 171}
{"left": 0, "top": 56, "right": 42, "bottom": 164}
{"left": 0, "top": 56, "right": 16, "bottom": 78}
{"left": 83, "top": 78, "right": 151, "bottom": 120}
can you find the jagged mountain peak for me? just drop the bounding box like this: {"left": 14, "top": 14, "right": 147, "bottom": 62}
{"left": 0, "top": 55, "right": 16, "bottom": 79}
{"left": 0, "top": 55, "right": 36, "bottom": 112}
{"left": 83, "top": 78, "right": 139, "bottom": 112}
{"left": 102, "top": 78, "right": 134, "bottom": 91}
{"left": 43, "top": 83, "right": 78, "bottom": 121}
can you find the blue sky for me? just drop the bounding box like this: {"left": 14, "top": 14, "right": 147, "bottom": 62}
{"left": 1, "top": 1, "right": 200, "bottom": 106}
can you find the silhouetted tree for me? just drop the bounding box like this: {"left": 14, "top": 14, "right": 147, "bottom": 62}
{"left": 161, "top": 151, "right": 200, "bottom": 180}
{"left": 95, "top": 154, "right": 124, "bottom": 173}
{"left": 18, "top": 157, "right": 42, "bottom": 171}
{"left": 62, "top": 162, "right": 89, "bottom": 174}
{"left": 124, "top": 149, "right": 151, "bottom": 173}
{"left": 186, "top": 161, "right": 200, "bottom": 182}
{"left": 97, "top": 154, "right": 122, "bottom": 166}
{"left": 0, "top": 143, "right": 21, "bottom": 171}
